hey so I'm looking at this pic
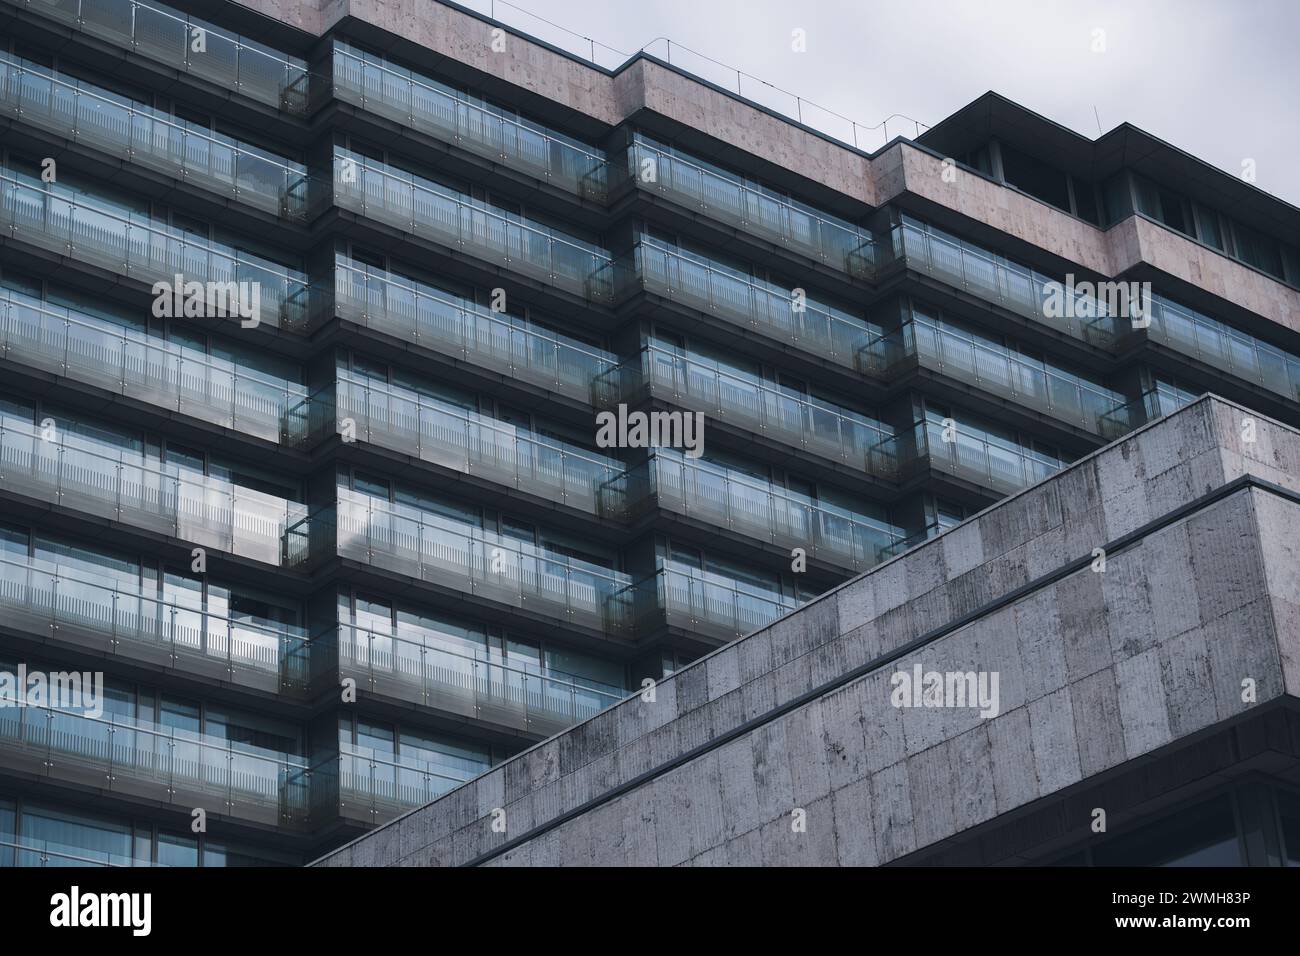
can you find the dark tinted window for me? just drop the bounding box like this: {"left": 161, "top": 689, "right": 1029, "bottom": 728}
{"left": 1000, "top": 144, "right": 1070, "bottom": 212}
{"left": 1074, "top": 182, "right": 1100, "bottom": 225}
{"left": 1091, "top": 794, "right": 1241, "bottom": 866}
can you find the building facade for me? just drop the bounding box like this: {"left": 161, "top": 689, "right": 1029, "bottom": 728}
{"left": 315, "top": 396, "right": 1300, "bottom": 867}
{"left": 0, "top": 0, "right": 1296, "bottom": 866}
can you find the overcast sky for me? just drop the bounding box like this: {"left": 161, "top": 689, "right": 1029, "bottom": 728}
{"left": 474, "top": 0, "right": 1300, "bottom": 206}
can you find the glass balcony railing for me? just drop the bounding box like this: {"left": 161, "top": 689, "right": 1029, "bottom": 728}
{"left": 0, "top": 287, "right": 307, "bottom": 444}
{"left": 2, "top": 0, "right": 311, "bottom": 113}
{"left": 622, "top": 453, "right": 903, "bottom": 572}
{"left": 0, "top": 52, "right": 311, "bottom": 219}
{"left": 0, "top": 416, "right": 309, "bottom": 567}
{"left": 306, "top": 374, "right": 624, "bottom": 514}
{"left": 890, "top": 418, "right": 1065, "bottom": 496}
{"left": 332, "top": 42, "right": 609, "bottom": 200}
{"left": 596, "top": 342, "right": 899, "bottom": 476}
{"left": 0, "top": 552, "right": 309, "bottom": 692}
{"left": 333, "top": 150, "right": 614, "bottom": 301}
{"left": 331, "top": 258, "right": 616, "bottom": 404}
{"left": 624, "top": 138, "right": 874, "bottom": 278}
{"left": 332, "top": 487, "right": 633, "bottom": 635}
{"left": 861, "top": 316, "right": 1135, "bottom": 440}
{"left": 0, "top": 703, "right": 311, "bottom": 827}
{"left": 1130, "top": 295, "right": 1300, "bottom": 404}
{"left": 323, "top": 747, "right": 477, "bottom": 824}
{"left": 624, "top": 563, "right": 800, "bottom": 642}
{"left": 611, "top": 239, "right": 874, "bottom": 367}
{"left": 0, "top": 835, "right": 143, "bottom": 867}
{"left": 889, "top": 220, "right": 1300, "bottom": 408}
{"left": 331, "top": 623, "right": 624, "bottom": 738}
{"left": 886, "top": 220, "right": 1121, "bottom": 350}
{"left": 0, "top": 172, "right": 309, "bottom": 330}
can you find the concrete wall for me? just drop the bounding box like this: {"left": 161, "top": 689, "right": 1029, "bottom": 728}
{"left": 312, "top": 395, "right": 1300, "bottom": 866}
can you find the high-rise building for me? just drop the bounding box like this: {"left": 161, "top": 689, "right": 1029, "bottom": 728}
{"left": 0, "top": 0, "right": 1295, "bottom": 867}
{"left": 318, "top": 395, "right": 1300, "bottom": 867}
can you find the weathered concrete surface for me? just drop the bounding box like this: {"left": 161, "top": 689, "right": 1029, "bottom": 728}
{"left": 313, "top": 395, "right": 1300, "bottom": 866}
{"left": 234, "top": 0, "right": 1300, "bottom": 336}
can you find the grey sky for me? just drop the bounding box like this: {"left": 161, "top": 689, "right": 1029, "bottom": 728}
{"left": 476, "top": 0, "right": 1300, "bottom": 206}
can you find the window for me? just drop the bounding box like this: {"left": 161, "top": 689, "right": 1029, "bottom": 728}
{"left": 19, "top": 804, "right": 132, "bottom": 867}
{"left": 353, "top": 719, "right": 395, "bottom": 756}
{"left": 931, "top": 498, "right": 966, "bottom": 534}
{"left": 1156, "top": 187, "right": 1190, "bottom": 235}
{"left": 156, "top": 832, "right": 199, "bottom": 867}
{"left": 0, "top": 799, "right": 12, "bottom": 868}
{"left": 1231, "top": 223, "right": 1286, "bottom": 280}
{"left": 1277, "top": 789, "right": 1300, "bottom": 866}
{"left": 999, "top": 144, "right": 1071, "bottom": 213}
{"left": 956, "top": 144, "right": 992, "bottom": 176}
{"left": 1090, "top": 794, "right": 1242, "bottom": 866}
{"left": 1194, "top": 203, "right": 1225, "bottom": 251}
{"left": 1074, "top": 182, "right": 1100, "bottom": 225}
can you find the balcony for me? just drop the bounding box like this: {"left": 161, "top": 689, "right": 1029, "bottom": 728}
{"left": 0, "top": 286, "right": 307, "bottom": 445}
{"left": 332, "top": 42, "right": 608, "bottom": 200}
{"left": 318, "top": 747, "right": 477, "bottom": 826}
{"left": 894, "top": 418, "right": 1065, "bottom": 496}
{"left": 0, "top": 835, "right": 141, "bottom": 867}
{"left": 333, "top": 150, "right": 614, "bottom": 301}
{"left": 627, "top": 563, "right": 800, "bottom": 642}
{"left": 613, "top": 239, "right": 874, "bottom": 368}
{"left": 331, "top": 487, "right": 633, "bottom": 635}
{"left": 0, "top": 704, "right": 311, "bottom": 828}
{"left": 329, "top": 623, "right": 624, "bottom": 738}
{"left": 1, "top": 0, "right": 311, "bottom": 113}
{"left": 623, "top": 453, "right": 903, "bottom": 572}
{"left": 309, "top": 374, "right": 625, "bottom": 515}
{"left": 886, "top": 220, "right": 1121, "bottom": 350}
{"left": 624, "top": 138, "right": 874, "bottom": 278}
{"left": 0, "top": 415, "right": 309, "bottom": 567}
{"left": 0, "top": 52, "right": 311, "bottom": 219}
{"left": 598, "top": 341, "right": 899, "bottom": 477}
{"left": 0, "top": 552, "right": 309, "bottom": 694}
{"left": 1128, "top": 295, "right": 1300, "bottom": 404}
{"left": 331, "top": 258, "right": 616, "bottom": 405}
{"left": 0, "top": 172, "right": 309, "bottom": 330}
{"left": 862, "top": 314, "right": 1136, "bottom": 440}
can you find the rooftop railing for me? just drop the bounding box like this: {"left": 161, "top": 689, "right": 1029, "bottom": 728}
{"left": 332, "top": 42, "right": 609, "bottom": 200}
{"left": 0, "top": 172, "right": 308, "bottom": 331}
{"left": 1, "top": 0, "right": 311, "bottom": 113}
{"left": 621, "top": 452, "right": 903, "bottom": 572}
{"left": 333, "top": 149, "right": 614, "bottom": 301}
{"left": 331, "top": 258, "right": 616, "bottom": 404}
{"left": 861, "top": 314, "right": 1135, "bottom": 440}
{"left": 0, "top": 702, "right": 310, "bottom": 828}
{"left": 331, "top": 622, "right": 624, "bottom": 738}
{"left": 0, "top": 414, "right": 308, "bottom": 567}
{"left": 0, "top": 552, "right": 309, "bottom": 693}
{"left": 611, "top": 239, "right": 874, "bottom": 367}
{"left": 0, "top": 286, "right": 307, "bottom": 445}
{"left": 624, "top": 138, "right": 874, "bottom": 278}
{"left": 331, "top": 487, "right": 633, "bottom": 635}
{"left": 0, "top": 52, "right": 311, "bottom": 219}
